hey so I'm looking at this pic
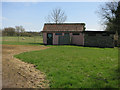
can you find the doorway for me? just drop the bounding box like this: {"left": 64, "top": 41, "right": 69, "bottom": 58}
{"left": 47, "top": 33, "right": 53, "bottom": 45}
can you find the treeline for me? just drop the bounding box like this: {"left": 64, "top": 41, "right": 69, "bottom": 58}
{"left": 2, "top": 26, "right": 42, "bottom": 37}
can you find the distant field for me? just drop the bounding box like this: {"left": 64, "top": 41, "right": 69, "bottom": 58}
{"left": 15, "top": 46, "right": 119, "bottom": 88}
{"left": 2, "top": 36, "right": 43, "bottom": 45}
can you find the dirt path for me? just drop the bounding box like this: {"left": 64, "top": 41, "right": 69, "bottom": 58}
{"left": 2, "top": 45, "right": 50, "bottom": 88}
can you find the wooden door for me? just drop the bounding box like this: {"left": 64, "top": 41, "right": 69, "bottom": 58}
{"left": 47, "top": 33, "right": 53, "bottom": 45}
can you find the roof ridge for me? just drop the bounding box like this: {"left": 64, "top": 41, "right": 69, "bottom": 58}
{"left": 44, "top": 23, "right": 85, "bottom": 25}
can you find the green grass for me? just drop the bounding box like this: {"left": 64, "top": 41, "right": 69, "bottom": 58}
{"left": 15, "top": 46, "right": 119, "bottom": 88}
{"left": 2, "top": 36, "right": 43, "bottom": 45}
{"left": 2, "top": 41, "right": 44, "bottom": 45}
{"left": 2, "top": 36, "right": 43, "bottom": 42}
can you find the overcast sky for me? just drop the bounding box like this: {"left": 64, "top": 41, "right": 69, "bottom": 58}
{"left": 1, "top": 1, "right": 108, "bottom": 32}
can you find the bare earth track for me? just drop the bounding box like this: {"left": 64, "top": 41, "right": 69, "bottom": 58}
{"left": 2, "top": 45, "right": 49, "bottom": 88}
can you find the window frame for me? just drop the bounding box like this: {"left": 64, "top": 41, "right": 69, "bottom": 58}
{"left": 72, "top": 33, "right": 80, "bottom": 35}
{"left": 55, "top": 33, "right": 62, "bottom": 35}
{"left": 64, "top": 33, "right": 69, "bottom": 36}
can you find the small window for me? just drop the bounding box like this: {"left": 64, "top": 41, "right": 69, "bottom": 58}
{"left": 55, "top": 33, "right": 62, "bottom": 35}
{"left": 102, "top": 33, "right": 109, "bottom": 36}
{"left": 88, "top": 33, "right": 96, "bottom": 36}
{"left": 64, "top": 33, "right": 69, "bottom": 36}
{"left": 73, "top": 33, "right": 80, "bottom": 35}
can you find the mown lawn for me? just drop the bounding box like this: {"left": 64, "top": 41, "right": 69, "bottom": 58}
{"left": 15, "top": 46, "right": 119, "bottom": 88}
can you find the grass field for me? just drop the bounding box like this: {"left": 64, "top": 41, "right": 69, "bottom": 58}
{"left": 15, "top": 46, "right": 119, "bottom": 88}
{"left": 2, "top": 36, "right": 43, "bottom": 45}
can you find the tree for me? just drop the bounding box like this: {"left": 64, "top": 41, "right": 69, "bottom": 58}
{"left": 3, "top": 27, "right": 16, "bottom": 36}
{"left": 46, "top": 8, "right": 67, "bottom": 23}
{"left": 98, "top": 1, "right": 120, "bottom": 33}
{"left": 15, "top": 26, "right": 25, "bottom": 33}
{"left": 115, "top": 1, "right": 120, "bottom": 33}
{"left": 97, "top": 1, "right": 120, "bottom": 46}
{"left": 15, "top": 26, "right": 25, "bottom": 42}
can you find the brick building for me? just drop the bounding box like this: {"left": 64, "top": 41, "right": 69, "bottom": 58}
{"left": 42, "top": 23, "right": 115, "bottom": 47}
{"left": 42, "top": 23, "right": 85, "bottom": 45}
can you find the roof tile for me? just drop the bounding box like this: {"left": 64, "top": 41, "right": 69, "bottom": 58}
{"left": 43, "top": 23, "right": 85, "bottom": 31}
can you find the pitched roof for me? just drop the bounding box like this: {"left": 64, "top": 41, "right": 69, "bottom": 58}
{"left": 42, "top": 23, "right": 85, "bottom": 32}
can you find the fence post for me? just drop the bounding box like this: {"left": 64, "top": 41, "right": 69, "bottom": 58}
{"left": 18, "top": 29, "right": 20, "bottom": 42}
{"left": 34, "top": 36, "right": 35, "bottom": 43}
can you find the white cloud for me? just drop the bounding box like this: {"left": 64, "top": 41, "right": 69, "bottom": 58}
{"left": 2, "top": 0, "right": 120, "bottom": 2}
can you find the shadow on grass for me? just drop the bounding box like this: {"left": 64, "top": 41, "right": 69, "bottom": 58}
{"left": 42, "top": 44, "right": 115, "bottom": 48}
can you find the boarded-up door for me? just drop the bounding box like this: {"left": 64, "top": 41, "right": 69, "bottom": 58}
{"left": 58, "top": 34, "right": 70, "bottom": 45}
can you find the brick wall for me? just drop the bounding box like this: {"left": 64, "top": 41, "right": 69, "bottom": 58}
{"left": 71, "top": 33, "right": 84, "bottom": 45}
{"left": 84, "top": 34, "right": 114, "bottom": 48}
{"left": 53, "top": 33, "right": 59, "bottom": 45}
{"left": 43, "top": 33, "right": 47, "bottom": 44}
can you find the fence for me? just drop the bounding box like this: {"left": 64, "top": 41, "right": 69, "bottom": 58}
{"left": 2, "top": 35, "right": 43, "bottom": 43}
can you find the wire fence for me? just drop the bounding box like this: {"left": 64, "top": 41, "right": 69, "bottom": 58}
{"left": 2, "top": 35, "right": 43, "bottom": 43}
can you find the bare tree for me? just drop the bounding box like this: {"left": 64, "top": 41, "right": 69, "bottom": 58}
{"left": 46, "top": 8, "right": 67, "bottom": 23}
{"left": 97, "top": 1, "right": 120, "bottom": 32}
{"left": 15, "top": 26, "right": 25, "bottom": 42}
{"left": 15, "top": 26, "right": 25, "bottom": 33}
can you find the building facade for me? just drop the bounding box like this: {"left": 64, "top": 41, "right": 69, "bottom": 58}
{"left": 83, "top": 31, "right": 115, "bottom": 48}
{"left": 42, "top": 23, "right": 85, "bottom": 45}
{"left": 42, "top": 23, "right": 115, "bottom": 47}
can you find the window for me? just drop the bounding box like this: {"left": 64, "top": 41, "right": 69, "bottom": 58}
{"left": 88, "top": 33, "right": 96, "bottom": 36}
{"left": 102, "top": 33, "right": 109, "bottom": 36}
{"left": 47, "top": 33, "right": 53, "bottom": 38}
{"left": 55, "top": 33, "right": 62, "bottom": 35}
{"left": 72, "top": 33, "right": 80, "bottom": 35}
